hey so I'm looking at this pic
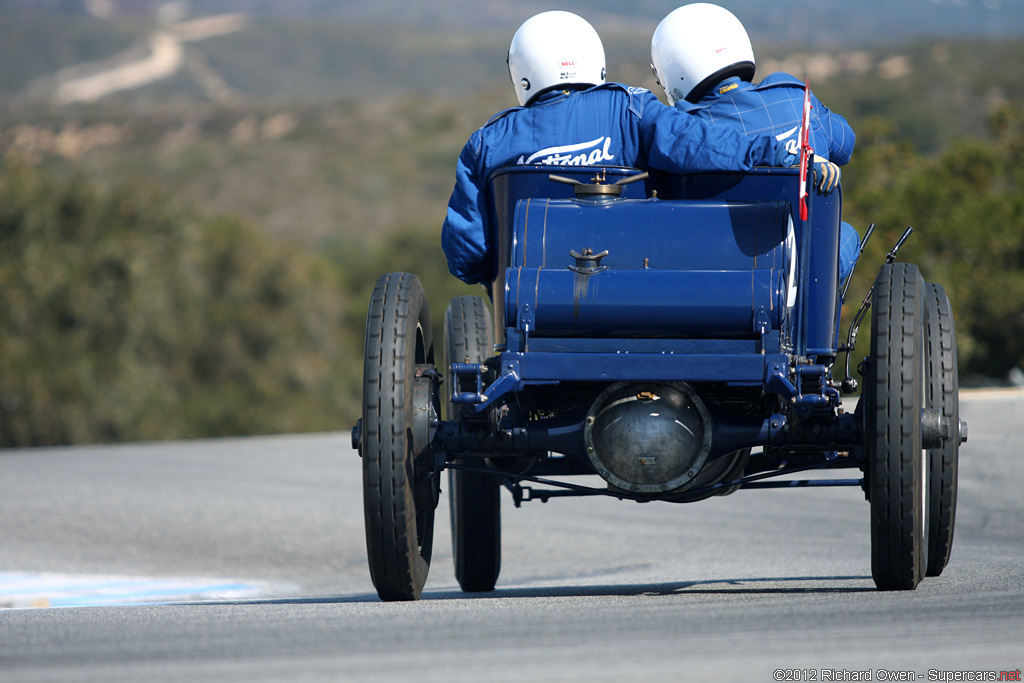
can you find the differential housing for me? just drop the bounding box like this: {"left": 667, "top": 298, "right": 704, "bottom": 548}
{"left": 583, "top": 382, "right": 713, "bottom": 495}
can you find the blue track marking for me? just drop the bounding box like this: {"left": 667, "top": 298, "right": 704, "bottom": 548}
{"left": 0, "top": 572, "right": 282, "bottom": 609}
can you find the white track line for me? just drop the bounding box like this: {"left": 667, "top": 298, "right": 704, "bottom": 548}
{"left": 0, "top": 572, "right": 286, "bottom": 609}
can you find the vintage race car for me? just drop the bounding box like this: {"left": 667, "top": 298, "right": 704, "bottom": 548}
{"left": 352, "top": 163, "right": 967, "bottom": 601}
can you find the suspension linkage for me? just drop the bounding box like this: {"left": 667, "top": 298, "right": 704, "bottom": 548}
{"left": 444, "top": 461, "right": 862, "bottom": 508}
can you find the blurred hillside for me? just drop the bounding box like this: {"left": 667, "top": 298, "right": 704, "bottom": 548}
{"left": 3, "top": 29, "right": 1021, "bottom": 243}
{"left": 5, "top": 0, "right": 1024, "bottom": 41}
{"left": 1, "top": 2, "right": 1023, "bottom": 445}
{"left": 3, "top": 1, "right": 1024, "bottom": 102}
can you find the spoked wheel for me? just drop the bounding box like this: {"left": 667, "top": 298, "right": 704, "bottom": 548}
{"left": 866, "top": 263, "right": 926, "bottom": 591}
{"left": 444, "top": 295, "right": 501, "bottom": 593}
{"left": 923, "top": 282, "right": 961, "bottom": 576}
{"left": 361, "top": 272, "right": 439, "bottom": 601}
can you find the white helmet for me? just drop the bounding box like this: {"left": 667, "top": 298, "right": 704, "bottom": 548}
{"left": 507, "top": 11, "right": 606, "bottom": 107}
{"left": 651, "top": 3, "right": 756, "bottom": 105}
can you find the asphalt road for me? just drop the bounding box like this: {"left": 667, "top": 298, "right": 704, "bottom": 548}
{"left": 1, "top": 390, "right": 1022, "bottom": 682}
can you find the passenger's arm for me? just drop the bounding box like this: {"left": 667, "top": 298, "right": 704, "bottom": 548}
{"left": 811, "top": 92, "right": 855, "bottom": 166}
{"left": 637, "top": 91, "right": 792, "bottom": 173}
{"left": 441, "top": 139, "right": 491, "bottom": 285}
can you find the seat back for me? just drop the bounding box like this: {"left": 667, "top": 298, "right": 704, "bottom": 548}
{"left": 487, "top": 166, "right": 840, "bottom": 357}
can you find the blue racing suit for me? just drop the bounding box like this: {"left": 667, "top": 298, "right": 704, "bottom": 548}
{"left": 442, "top": 83, "right": 788, "bottom": 285}
{"left": 676, "top": 73, "right": 860, "bottom": 282}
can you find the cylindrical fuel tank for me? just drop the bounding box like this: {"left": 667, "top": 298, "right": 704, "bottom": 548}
{"left": 504, "top": 197, "right": 794, "bottom": 338}
{"left": 506, "top": 268, "right": 786, "bottom": 338}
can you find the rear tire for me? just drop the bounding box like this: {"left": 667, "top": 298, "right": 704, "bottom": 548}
{"left": 445, "top": 296, "right": 501, "bottom": 592}
{"left": 867, "top": 263, "right": 926, "bottom": 591}
{"left": 362, "top": 273, "right": 437, "bottom": 601}
{"left": 924, "top": 282, "right": 960, "bottom": 576}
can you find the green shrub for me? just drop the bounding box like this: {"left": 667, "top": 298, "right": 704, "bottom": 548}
{"left": 0, "top": 160, "right": 348, "bottom": 446}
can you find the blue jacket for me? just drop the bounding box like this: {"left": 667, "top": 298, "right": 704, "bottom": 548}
{"left": 676, "top": 73, "right": 855, "bottom": 166}
{"left": 442, "top": 83, "right": 784, "bottom": 285}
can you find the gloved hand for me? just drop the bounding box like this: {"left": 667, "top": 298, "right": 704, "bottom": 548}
{"left": 774, "top": 145, "right": 841, "bottom": 193}
{"left": 812, "top": 155, "right": 841, "bottom": 194}
{"left": 774, "top": 140, "right": 799, "bottom": 168}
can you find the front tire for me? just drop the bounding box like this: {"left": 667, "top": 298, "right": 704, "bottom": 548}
{"left": 445, "top": 296, "right": 501, "bottom": 593}
{"left": 867, "top": 263, "right": 926, "bottom": 591}
{"left": 362, "top": 273, "right": 437, "bottom": 601}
